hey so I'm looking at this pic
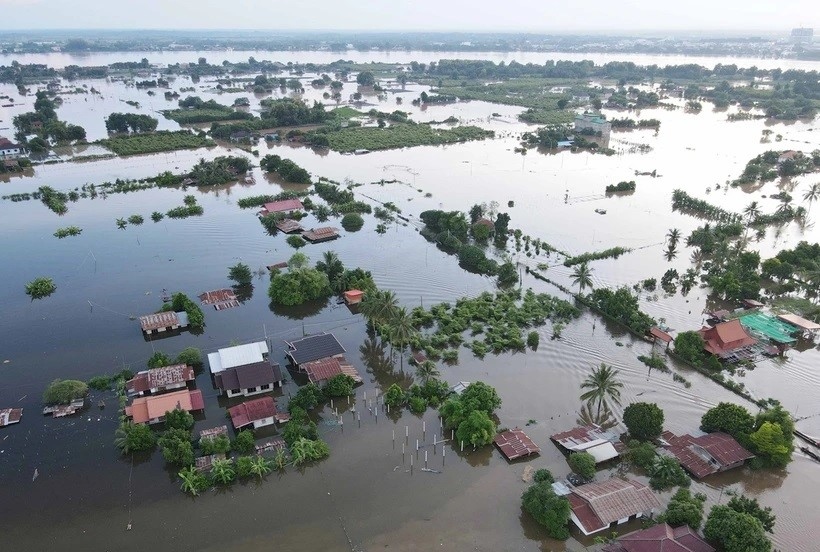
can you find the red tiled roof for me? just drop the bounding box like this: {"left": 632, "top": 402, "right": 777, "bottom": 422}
{"left": 570, "top": 479, "right": 660, "bottom": 534}
{"left": 139, "top": 311, "right": 180, "bottom": 331}
{"left": 699, "top": 319, "right": 756, "bottom": 356}
{"left": 262, "top": 198, "right": 304, "bottom": 213}
{"left": 494, "top": 428, "right": 540, "bottom": 460}
{"left": 661, "top": 431, "right": 753, "bottom": 478}
{"left": 126, "top": 389, "right": 204, "bottom": 424}
{"left": 649, "top": 327, "right": 673, "bottom": 343}
{"left": 552, "top": 425, "right": 603, "bottom": 446}
{"left": 198, "top": 288, "right": 237, "bottom": 305}
{"left": 303, "top": 357, "right": 343, "bottom": 383}
{"left": 228, "top": 396, "right": 277, "bottom": 429}
{"left": 602, "top": 523, "right": 715, "bottom": 552}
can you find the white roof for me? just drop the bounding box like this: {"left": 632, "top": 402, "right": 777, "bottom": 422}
{"left": 208, "top": 341, "right": 268, "bottom": 374}
{"left": 584, "top": 442, "right": 619, "bottom": 464}
{"left": 450, "top": 381, "right": 471, "bottom": 395}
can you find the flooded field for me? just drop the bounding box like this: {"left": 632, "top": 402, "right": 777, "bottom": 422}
{"left": 1, "top": 51, "right": 820, "bottom": 551}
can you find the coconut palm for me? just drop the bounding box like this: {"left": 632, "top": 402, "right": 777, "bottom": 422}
{"left": 650, "top": 456, "right": 682, "bottom": 480}
{"left": 666, "top": 228, "right": 681, "bottom": 248}
{"left": 664, "top": 245, "right": 678, "bottom": 262}
{"left": 360, "top": 289, "right": 399, "bottom": 331}
{"left": 248, "top": 455, "right": 273, "bottom": 479}
{"left": 316, "top": 251, "right": 344, "bottom": 290}
{"left": 388, "top": 307, "right": 417, "bottom": 370}
{"left": 579, "top": 363, "right": 624, "bottom": 418}
{"left": 415, "top": 360, "right": 440, "bottom": 384}
{"left": 743, "top": 201, "right": 761, "bottom": 225}
{"left": 689, "top": 248, "right": 704, "bottom": 267}
{"left": 571, "top": 262, "right": 594, "bottom": 294}
{"left": 178, "top": 466, "right": 205, "bottom": 496}
{"left": 803, "top": 183, "right": 820, "bottom": 212}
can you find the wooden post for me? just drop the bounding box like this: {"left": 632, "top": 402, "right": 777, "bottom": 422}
{"left": 442, "top": 445, "right": 446, "bottom": 465}
{"left": 347, "top": 395, "right": 350, "bottom": 406}
{"left": 357, "top": 412, "right": 361, "bottom": 428}
{"left": 451, "top": 429, "right": 454, "bottom": 441}
{"left": 405, "top": 425, "right": 409, "bottom": 440}
{"left": 387, "top": 403, "right": 390, "bottom": 414}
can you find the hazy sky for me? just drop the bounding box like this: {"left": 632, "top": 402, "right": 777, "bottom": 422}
{"left": 1, "top": 0, "right": 817, "bottom": 32}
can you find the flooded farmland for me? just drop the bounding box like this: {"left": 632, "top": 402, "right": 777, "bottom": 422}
{"left": 1, "top": 50, "right": 819, "bottom": 552}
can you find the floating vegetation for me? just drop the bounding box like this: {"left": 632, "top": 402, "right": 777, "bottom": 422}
{"left": 25, "top": 277, "right": 56, "bottom": 299}
{"left": 166, "top": 204, "right": 204, "bottom": 219}
{"left": 151, "top": 211, "right": 164, "bottom": 222}
{"left": 53, "top": 226, "right": 82, "bottom": 238}
{"left": 128, "top": 214, "right": 144, "bottom": 225}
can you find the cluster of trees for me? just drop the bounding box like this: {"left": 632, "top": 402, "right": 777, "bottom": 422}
{"left": 702, "top": 495, "right": 776, "bottom": 552}
{"left": 315, "top": 251, "right": 377, "bottom": 295}
{"left": 14, "top": 91, "right": 86, "bottom": 145}
{"left": 259, "top": 97, "right": 329, "bottom": 126}
{"left": 99, "top": 130, "right": 212, "bottom": 156}
{"left": 563, "top": 246, "right": 631, "bottom": 267}
{"left": 521, "top": 468, "right": 571, "bottom": 540}
{"left": 585, "top": 286, "right": 656, "bottom": 335}
{"left": 161, "top": 292, "right": 205, "bottom": 328}
{"left": 605, "top": 180, "right": 636, "bottom": 194}
{"left": 609, "top": 117, "right": 661, "bottom": 129}
{"left": 700, "top": 402, "right": 794, "bottom": 468}
{"left": 383, "top": 379, "right": 450, "bottom": 415}
{"left": 671, "top": 189, "right": 741, "bottom": 224}
{"left": 260, "top": 154, "right": 311, "bottom": 184}
{"left": 440, "top": 382, "right": 501, "bottom": 447}
{"left": 42, "top": 379, "right": 88, "bottom": 405}
{"left": 189, "top": 156, "right": 251, "bottom": 186}
{"left": 316, "top": 122, "right": 492, "bottom": 153}
{"left": 762, "top": 240, "right": 820, "bottom": 298}
{"left": 268, "top": 253, "right": 332, "bottom": 307}
{"left": 164, "top": 96, "right": 253, "bottom": 124}
{"left": 734, "top": 150, "right": 819, "bottom": 185}
{"left": 104, "top": 112, "right": 158, "bottom": 134}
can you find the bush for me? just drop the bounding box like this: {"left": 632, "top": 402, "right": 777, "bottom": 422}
{"left": 409, "top": 396, "right": 428, "bottom": 414}
{"left": 114, "top": 421, "right": 157, "bottom": 454}
{"left": 533, "top": 468, "right": 554, "bottom": 484}
{"left": 727, "top": 495, "right": 776, "bottom": 533}
{"left": 341, "top": 212, "right": 364, "bottom": 231}
{"left": 288, "top": 383, "right": 325, "bottom": 412}
{"left": 232, "top": 429, "right": 256, "bottom": 454}
{"left": 323, "top": 374, "right": 355, "bottom": 397}
{"left": 649, "top": 456, "right": 690, "bottom": 490}
{"left": 456, "top": 410, "right": 496, "bottom": 447}
{"left": 164, "top": 407, "right": 195, "bottom": 431}
{"left": 87, "top": 375, "right": 112, "bottom": 391}
{"left": 290, "top": 437, "right": 331, "bottom": 466}
{"left": 25, "top": 277, "right": 56, "bottom": 299}
{"left": 210, "top": 458, "right": 237, "bottom": 485}
{"left": 522, "top": 482, "right": 571, "bottom": 540}
{"left": 660, "top": 488, "right": 706, "bottom": 530}
{"left": 200, "top": 434, "right": 231, "bottom": 455}
{"left": 496, "top": 261, "right": 518, "bottom": 286}
{"left": 527, "top": 331, "right": 539, "bottom": 348}
{"left": 268, "top": 265, "right": 331, "bottom": 306}
{"left": 623, "top": 402, "right": 664, "bottom": 441}
{"left": 458, "top": 245, "right": 498, "bottom": 275}
{"left": 567, "top": 451, "right": 597, "bottom": 479}
{"left": 228, "top": 262, "right": 253, "bottom": 285}
{"left": 287, "top": 235, "right": 307, "bottom": 249}
{"left": 704, "top": 505, "right": 772, "bottom": 552}
{"left": 175, "top": 347, "right": 203, "bottom": 367}
{"left": 147, "top": 351, "right": 171, "bottom": 368}
{"left": 159, "top": 428, "right": 194, "bottom": 467}
{"left": 674, "top": 331, "right": 706, "bottom": 365}
{"left": 384, "top": 383, "right": 406, "bottom": 407}
{"left": 626, "top": 440, "right": 657, "bottom": 470}
{"left": 460, "top": 381, "right": 502, "bottom": 415}
{"left": 235, "top": 456, "right": 255, "bottom": 479}
{"left": 43, "top": 379, "right": 87, "bottom": 405}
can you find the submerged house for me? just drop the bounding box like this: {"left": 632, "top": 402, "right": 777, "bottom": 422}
{"left": 494, "top": 428, "right": 540, "bottom": 461}
{"left": 126, "top": 364, "right": 195, "bottom": 396}
{"left": 698, "top": 319, "right": 757, "bottom": 359}
{"left": 285, "top": 333, "right": 346, "bottom": 368}
{"left": 138, "top": 311, "right": 189, "bottom": 335}
{"left": 566, "top": 478, "right": 660, "bottom": 536}
{"left": 551, "top": 425, "right": 622, "bottom": 464}
{"left": 228, "top": 396, "right": 278, "bottom": 430}
{"left": 302, "top": 227, "right": 340, "bottom": 243}
{"left": 214, "top": 361, "right": 283, "bottom": 397}
{"left": 258, "top": 198, "right": 304, "bottom": 217}
{"left": 602, "top": 523, "right": 714, "bottom": 552}
{"left": 660, "top": 430, "right": 754, "bottom": 479}
{"left": 125, "top": 389, "right": 205, "bottom": 425}
{"left": 0, "top": 408, "right": 23, "bottom": 428}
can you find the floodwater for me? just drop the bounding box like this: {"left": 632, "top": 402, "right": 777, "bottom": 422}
{"left": 1, "top": 52, "right": 820, "bottom": 552}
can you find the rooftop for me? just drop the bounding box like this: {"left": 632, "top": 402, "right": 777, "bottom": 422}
{"left": 494, "top": 428, "right": 541, "bottom": 461}
{"left": 214, "top": 361, "right": 282, "bottom": 391}
{"left": 302, "top": 356, "right": 361, "bottom": 384}
{"left": 208, "top": 341, "right": 269, "bottom": 374}
{"left": 261, "top": 198, "right": 304, "bottom": 214}
{"left": 286, "top": 333, "right": 346, "bottom": 365}
{"left": 661, "top": 431, "right": 754, "bottom": 478}
{"left": 302, "top": 227, "right": 340, "bottom": 242}
{"left": 126, "top": 389, "right": 204, "bottom": 424}
{"left": 551, "top": 425, "right": 621, "bottom": 463}
{"left": 699, "top": 319, "right": 757, "bottom": 355}
{"left": 569, "top": 478, "right": 660, "bottom": 534}
{"left": 199, "top": 425, "right": 229, "bottom": 440}
{"left": 0, "top": 408, "right": 23, "bottom": 427}
{"left": 776, "top": 313, "right": 820, "bottom": 332}
{"left": 228, "top": 396, "right": 277, "bottom": 428}
{"left": 126, "top": 364, "right": 195, "bottom": 394}
{"left": 739, "top": 311, "right": 797, "bottom": 344}
{"left": 139, "top": 311, "right": 183, "bottom": 332}
{"left": 602, "top": 523, "right": 715, "bottom": 552}
{"left": 276, "top": 219, "right": 304, "bottom": 233}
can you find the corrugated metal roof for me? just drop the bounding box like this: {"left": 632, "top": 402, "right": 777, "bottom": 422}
{"left": 127, "top": 389, "right": 204, "bottom": 424}
{"left": 262, "top": 198, "right": 304, "bottom": 213}
{"left": 661, "top": 431, "right": 753, "bottom": 478}
{"left": 198, "top": 288, "right": 238, "bottom": 305}
{"left": 0, "top": 408, "right": 23, "bottom": 427}
{"left": 286, "top": 333, "right": 345, "bottom": 365}
{"left": 139, "top": 311, "right": 180, "bottom": 331}
{"left": 214, "top": 361, "right": 279, "bottom": 390}
{"left": 209, "top": 341, "right": 269, "bottom": 374}
{"left": 494, "top": 428, "right": 540, "bottom": 461}
{"left": 228, "top": 396, "right": 277, "bottom": 428}
{"left": 602, "top": 523, "right": 715, "bottom": 552}
{"left": 571, "top": 478, "right": 659, "bottom": 529}
{"left": 199, "top": 425, "right": 228, "bottom": 440}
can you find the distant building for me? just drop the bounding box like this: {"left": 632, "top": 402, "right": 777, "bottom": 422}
{"left": 138, "top": 311, "right": 189, "bottom": 335}
{"left": 259, "top": 198, "right": 305, "bottom": 217}
{"left": 494, "top": 428, "right": 541, "bottom": 461}
{"left": 791, "top": 28, "right": 814, "bottom": 45}
{"left": 574, "top": 113, "right": 611, "bottom": 141}
{"left": 0, "top": 137, "right": 26, "bottom": 159}
{"left": 566, "top": 478, "right": 660, "bottom": 536}
{"left": 0, "top": 408, "right": 23, "bottom": 428}
{"left": 602, "top": 523, "right": 715, "bottom": 552}
{"left": 208, "top": 341, "right": 270, "bottom": 375}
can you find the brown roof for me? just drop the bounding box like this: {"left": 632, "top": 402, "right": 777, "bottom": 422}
{"left": 276, "top": 219, "right": 304, "bottom": 233}
{"left": 494, "top": 428, "right": 540, "bottom": 460}
{"left": 0, "top": 408, "right": 23, "bottom": 427}
{"left": 214, "top": 361, "right": 281, "bottom": 391}
{"left": 699, "top": 319, "right": 757, "bottom": 356}
{"left": 602, "top": 523, "right": 715, "bottom": 552}
{"left": 661, "top": 431, "right": 754, "bottom": 478}
{"left": 228, "top": 396, "right": 277, "bottom": 428}
{"left": 125, "top": 389, "right": 204, "bottom": 424}
{"left": 474, "top": 218, "right": 494, "bottom": 228}
{"left": 267, "top": 261, "right": 288, "bottom": 271}
{"left": 570, "top": 479, "right": 660, "bottom": 533}
{"left": 303, "top": 357, "right": 343, "bottom": 383}
{"left": 195, "top": 453, "right": 226, "bottom": 472}
{"left": 777, "top": 313, "right": 820, "bottom": 331}
{"left": 199, "top": 425, "right": 228, "bottom": 440}
{"left": 649, "top": 327, "right": 673, "bottom": 343}
{"left": 302, "top": 227, "right": 340, "bottom": 242}
{"left": 262, "top": 198, "right": 304, "bottom": 214}
{"left": 126, "top": 364, "right": 195, "bottom": 394}
{"left": 198, "top": 288, "right": 237, "bottom": 305}
{"left": 139, "top": 311, "right": 180, "bottom": 331}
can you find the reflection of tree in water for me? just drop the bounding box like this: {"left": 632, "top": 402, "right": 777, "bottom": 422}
{"left": 232, "top": 283, "right": 253, "bottom": 303}
{"left": 359, "top": 336, "right": 413, "bottom": 394}
{"left": 269, "top": 297, "right": 328, "bottom": 320}
{"left": 577, "top": 401, "right": 618, "bottom": 431}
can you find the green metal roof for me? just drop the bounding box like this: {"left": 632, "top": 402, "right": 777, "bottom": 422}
{"left": 739, "top": 311, "right": 797, "bottom": 344}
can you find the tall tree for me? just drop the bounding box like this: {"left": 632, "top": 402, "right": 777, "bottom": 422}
{"left": 415, "top": 360, "right": 440, "bottom": 384}
{"left": 388, "top": 307, "right": 417, "bottom": 370}
{"left": 579, "top": 363, "right": 623, "bottom": 418}
{"left": 666, "top": 228, "right": 681, "bottom": 248}
{"left": 571, "top": 262, "right": 594, "bottom": 293}
{"left": 803, "top": 183, "right": 820, "bottom": 212}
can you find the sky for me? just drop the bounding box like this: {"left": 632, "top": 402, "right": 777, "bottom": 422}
{"left": 0, "top": 0, "right": 817, "bottom": 32}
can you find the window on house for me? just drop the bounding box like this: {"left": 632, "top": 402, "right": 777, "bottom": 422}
{"left": 260, "top": 384, "right": 270, "bottom": 390}
{"left": 231, "top": 388, "right": 240, "bottom": 394}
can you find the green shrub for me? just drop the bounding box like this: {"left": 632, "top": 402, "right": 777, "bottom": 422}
{"left": 623, "top": 402, "right": 664, "bottom": 441}
{"left": 43, "top": 379, "right": 87, "bottom": 405}
{"left": 87, "top": 375, "right": 112, "bottom": 391}
{"left": 164, "top": 407, "right": 195, "bottom": 431}
{"left": 25, "top": 277, "right": 56, "bottom": 299}
{"left": 384, "top": 383, "right": 406, "bottom": 407}
{"left": 527, "top": 331, "right": 539, "bottom": 348}
{"left": 522, "top": 482, "right": 571, "bottom": 540}
{"left": 409, "top": 396, "right": 428, "bottom": 414}
{"left": 323, "top": 374, "right": 355, "bottom": 397}
{"left": 287, "top": 235, "right": 307, "bottom": 248}
{"left": 341, "top": 213, "right": 364, "bottom": 231}
{"left": 158, "top": 428, "right": 194, "bottom": 467}
{"left": 114, "top": 421, "right": 157, "bottom": 454}
{"left": 627, "top": 440, "right": 657, "bottom": 470}
{"left": 232, "top": 429, "right": 256, "bottom": 454}
{"left": 200, "top": 434, "right": 231, "bottom": 455}
{"left": 533, "top": 468, "right": 554, "bottom": 484}
{"left": 649, "top": 456, "right": 690, "bottom": 490}
{"left": 175, "top": 347, "right": 203, "bottom": 367}
{"left": 567, "top": 451, "right": 597, "bottom": 479}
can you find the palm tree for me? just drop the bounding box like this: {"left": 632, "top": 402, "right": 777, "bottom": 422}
{"left": 664, "top": 245, "right": 678, "bottom": 262}
{"left": 316, "top": 251, "right": 344, "bottom": 290}
{"left": 579, "top": 363, "right": 624, "bottom": 418}
{"left": 114, "top": 423, "right": 133, "bottom": 454}
{"left": 666, "top": 228, "right": 681, "bottom": 248}
{"left": 743, "top": 201, "right": 761, "bottom": 225}
{"left": 415, "top": 360, "right": 440, "bottom": 383}
{"left": 388, "top": 307, "right": 417, "bottom": 370}
{"left": 571, "top": 262, "right": 594, "bottom": 294}
{"left": 178, "top": 466, "right": 204, "bottom": 496}
{"left": 650, "top": 456, "right": 681, "bottom": 480}
{"left": 689, "top": 248, "right": 704, "bottom": 267}
{"left": 803, "top": 183, "right": 820, "bottom": 212}
{"left": 360, "top": 290, "right": 399, "bottom": 334}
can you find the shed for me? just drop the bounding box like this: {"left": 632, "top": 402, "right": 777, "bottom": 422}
{"left": 777, "top": 313, "right": 820, "bottom": 335}
{"left": 649, "top": 327, "right": 673, "bottom": 345}
{"left": 302, "top": 227, "right": 340, "bottom": 243}
{"left": 494, "top": 428, "right": 541, "bottom": 461}
{"left": 276, "top": 219, "right": 304, "bottom": 234}
{"left": 199, "top": 425, "right": 229, "bottom": 441}
{"left": 0, "top": 408, "right": 23, "bottom": 428}
{"left": 139, "top": 311, "right": 188, "bottom": 334}
{"left": 285, "top": 333, "right": 346, "bottom": 366}
{"left": 343, "top": 289, "right": 364, "bottom": 305}
{"left": 551, "top": 425, "right": 621, "bottom": 463}
{"left": 198, "top": 288, "right": 240, "bottom": 310}
{"left": 568, "top": 478, "right": 660, "bottom": 536}
{"left": 450, "top": 381, "right": 471, "bottom": 395}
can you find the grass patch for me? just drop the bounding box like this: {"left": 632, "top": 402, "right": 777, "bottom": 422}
{"left": 98, "top": 131, "right": 213, "bottom": 156}
{"left": 324, "top": 124, "right": 493, "bottom": 153}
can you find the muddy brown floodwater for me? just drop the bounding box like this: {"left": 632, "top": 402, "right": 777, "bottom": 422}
{"left": 0, "top": 51, "right": 819, "bottom": 552}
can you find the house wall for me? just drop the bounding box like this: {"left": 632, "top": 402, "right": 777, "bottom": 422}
{"left": 252, "top": 417, "right": 275, "bottom": 429}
